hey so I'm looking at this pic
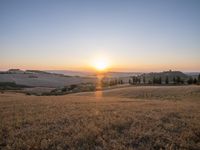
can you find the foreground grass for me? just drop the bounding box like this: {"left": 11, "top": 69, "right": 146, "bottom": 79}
{"left": 0, "top": 86, "right": 200, "bottom": 150}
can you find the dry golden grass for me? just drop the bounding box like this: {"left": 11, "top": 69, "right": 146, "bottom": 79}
{"left": 0, "top": 86, "right": 200, "bottom": 150}
{"left": 75, "top": 85, "right": 200, "bottom": 101}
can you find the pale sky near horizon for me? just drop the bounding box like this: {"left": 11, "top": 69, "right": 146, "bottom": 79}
{"left": 0, "top": 0, "right": 200, "bottom": 72}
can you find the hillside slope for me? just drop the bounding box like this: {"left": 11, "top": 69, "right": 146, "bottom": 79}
{"left": 74, "top": 85, "right": 200, "bottom": 100}
{"left": 0, "top": 72, "right": 96, "bottom": 88}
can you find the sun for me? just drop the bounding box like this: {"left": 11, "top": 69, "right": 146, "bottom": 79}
{"left": 93, "top": 58, "right": 109, "bottom": 72}
{"left": 95, "top": 61, "right": 107, "bottom": 71}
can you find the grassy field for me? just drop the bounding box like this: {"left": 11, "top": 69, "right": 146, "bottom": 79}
{"left": 75, "top": 85, "right": 200, "bottom": 100}
{"left": 0, "top": 86, "right": 200, "bottom": 149}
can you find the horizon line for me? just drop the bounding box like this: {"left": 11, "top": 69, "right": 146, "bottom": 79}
{"left": 0, "top": 68, "right": 200, "bottom": 73}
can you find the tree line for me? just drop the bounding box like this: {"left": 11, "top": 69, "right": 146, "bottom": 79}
{"left": 129, "top": 74, "right": 200, "bottom": 85}
{"left": 98, "top": 74, "right": 200, "bottom": 87}
{"left": 101, "top": 79, "right": 124, "bottom": 87}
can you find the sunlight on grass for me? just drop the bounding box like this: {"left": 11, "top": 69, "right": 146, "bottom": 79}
{"left": 95, "top": 74, "right": 104, "bottom": 98}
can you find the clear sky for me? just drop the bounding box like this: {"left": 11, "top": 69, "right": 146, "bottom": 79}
{"left": 0, "top": 0, "right": 200, "bottom": 72}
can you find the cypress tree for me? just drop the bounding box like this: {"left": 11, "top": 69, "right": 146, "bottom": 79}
{"left": 198, "top": 74, "right": 200, "bottom": 83}
{"left": 193, "top": 78, "right": 197, "bottom": 84}
{"left": 176, "top": 76, "right": 181, "bottom": 84}
{"left": 158, "top": 77, "right": 162, "bottom": 84}
{"left": 187, "top": 77, "right": 193, "bottom": 84}
{"left": 165, "top": 76, "right": 169, "bottom": 84}
{"left": 143, "top": 76, "right": 146, "bottom": 84}
{"left": 153, "top": 77, "right": 156, "bottom": 84}
{"left": 173, "top": 77, "right": 176, "bottom": 84}
{"left": 129, "top": 79, "right": 132, "bottom": 84}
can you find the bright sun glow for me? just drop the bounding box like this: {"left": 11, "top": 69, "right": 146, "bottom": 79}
{"left": 93, "top": 58, "right": 109, "bottom": 71}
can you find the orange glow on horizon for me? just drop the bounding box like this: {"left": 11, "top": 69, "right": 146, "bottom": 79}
{"left": 1, "top": 59, "right": 200, "bottom": 72}
{"left": 89, "top": 55, "right": 111, "bottom": 72}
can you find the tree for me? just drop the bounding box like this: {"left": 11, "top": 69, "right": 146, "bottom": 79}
{"left": 153, "top": 77, "right": 156, "bottom": 84}
{"left": 193, "top": 78, "right": 197, "bottom": 84}
{"left": 148, "top": 80, "right": 152, "bottom": 84}
{"left": 118, "top": 79, "right": 121, "bottom": 84}
{"left": 173, "top": 77, "right": 176, "bottom": 84}
{"left": 132, "top": 76, "right": 136, "bottom": 84}
{"left": 198, "top": 74, "right": 200, "bottom": 83}
{"left": 109, "top": 80, "right": 116, "bottom": 86}
{"left": 138, "top": 77, "right": 141, "bottom": 84}
{"left": 176, "top": 76, "right": 181, "bottom": 84}
{"left": 132, "top": 76, "right": 139, "bottom": 84}
{"left": 129, "top": 79, "right": 132, "bottom": 84}
{"left": 187, "top": 77, "right": 193, "bottom": 84}
{"left": 120, "top": 80, "right": 123, "bottom": 84}
{"left": 165, "top": 76, "right": 169, "bottom": 84}
{"left": 152, "top": 77, "right": 162, "bottom": 84}
{"left": 116, "top": 79, "right": 118, "bottom": 85}
{"left": 158, "top": 77, "right": 162, "bottom": 84}
{"left": 143, "top": 76, "right": 146, "bottom": 84}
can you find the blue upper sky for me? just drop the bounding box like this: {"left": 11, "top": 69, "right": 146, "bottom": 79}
{"left": 0, "top": 0, "right": 200, "bottom": 71}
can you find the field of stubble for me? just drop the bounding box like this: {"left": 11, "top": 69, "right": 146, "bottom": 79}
{"left": 0, "top": 86, "right": 200, "bottom": 150}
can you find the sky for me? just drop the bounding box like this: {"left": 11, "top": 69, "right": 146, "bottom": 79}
{"left": 0, "top": 0, "right": 200, "bottom": 72}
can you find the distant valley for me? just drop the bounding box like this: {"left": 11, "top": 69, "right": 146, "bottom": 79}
{"left": 0, "top": 69, "right": 199, "bottom": 95}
